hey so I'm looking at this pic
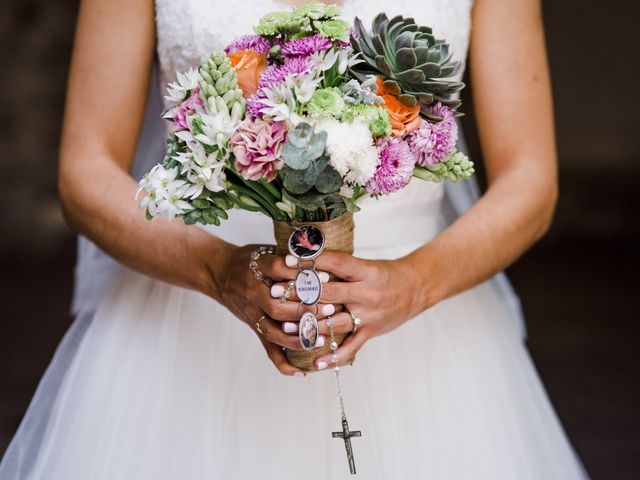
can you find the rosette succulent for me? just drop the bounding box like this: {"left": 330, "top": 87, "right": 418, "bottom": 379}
{"left": 350, "top": 13, "right": 464, "bottom": 121}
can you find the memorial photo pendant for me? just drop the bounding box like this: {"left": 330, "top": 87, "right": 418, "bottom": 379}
{"left": 299, "top": 311, "right": 319, "bottom": 350}
{"left": 288, "top": 225, "right": 325, "bottom": 260}
{"left": 295, "top": 269, "right": 322, "bottom": 306}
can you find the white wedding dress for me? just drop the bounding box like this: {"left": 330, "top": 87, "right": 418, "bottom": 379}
{"left": 1, "top": 0, "right": 589, "bottom": 478}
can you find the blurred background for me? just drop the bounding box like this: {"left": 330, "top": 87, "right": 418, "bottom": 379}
{"left": 0, "top": 1, "right": 638, "bottom": 478}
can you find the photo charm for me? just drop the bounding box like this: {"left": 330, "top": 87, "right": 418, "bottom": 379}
{"left": 296, "top": 269, "right": 322, "bottom": 305}
{"left": 299, "top": 311, "right": 319, "bottom": 350}
{"left": 288, "top": 225, "right": 326, "bottom": 261}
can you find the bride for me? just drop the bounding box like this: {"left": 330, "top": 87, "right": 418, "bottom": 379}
{"left": 1, "top": 0, "right": 588, "bottom": 478}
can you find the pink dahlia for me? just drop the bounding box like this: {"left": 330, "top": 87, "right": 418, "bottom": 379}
{"left": 173, "top": 87, "right": 205, "bottom": 131}
{"left": 281, "top": 34, "right": 333, "bottom": 57}
{"left": 407, "top": 103, "right": 458, "bottom": 166}
{"left": 225, "top": 35, "right": 270, "bottom": 56}
{"left": 231, "top": 117, "right": 287, "bottom": 181}
{"left": 366, "top": 138, "right": 416, "bottom": 196}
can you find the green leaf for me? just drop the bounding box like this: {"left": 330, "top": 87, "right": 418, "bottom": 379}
{"left": 315, "top": 165, "right": 343, "bottom": 193}
{"left": 211, "top": 206, "right": 228, "bottom": 220}
{"left": 202, "top": 209, "right": 220, "bottom": 225}
{"left": 283, "top": 190, "right": 327, "bottom": 211}
{"left": 301, "top": 130, "right": 327, "bottom": 162}
{"left": 192, "top": 199, "right": 210, "bottom": 209}
{"left": 282, "top": 142, "right": 311, "bottom": 170}
{"left": 283, "top": 169, "right": 313, "bottom": 194}
{"left": 287, "top": 122, "right": 315, "bottom": 148}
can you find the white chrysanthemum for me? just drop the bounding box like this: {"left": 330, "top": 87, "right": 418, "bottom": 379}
{"left": 313, "top": 117, "right": 378, "bottom": 186}
{"left": 165, "top": 68, "right": 201, "bottom": 104}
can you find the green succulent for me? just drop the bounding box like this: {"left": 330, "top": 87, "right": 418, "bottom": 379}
{"left": 198, "top": 52, "right": 245, "bottom": 117}
{"left": 413, "top": 151, "right": 475, "bottom": 183}
{"left": 350, "top": 13, "right": 464, "bottom": 121}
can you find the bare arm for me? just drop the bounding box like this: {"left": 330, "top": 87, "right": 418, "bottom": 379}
{"left": 58, "top": 0, "right": 230, "bottom": 296}
{"left": 281, "top": 0, "right": 558, "bottom": 369}
{"left": 407, "top": 0, "right": 557, "bottom": 306}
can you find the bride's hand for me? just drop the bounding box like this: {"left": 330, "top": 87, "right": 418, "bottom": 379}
{"left": 214, "top": 244, "right": 331, "bottom": 376}
{"left": 272, "top": 251, "right": 434, "bottom": 370}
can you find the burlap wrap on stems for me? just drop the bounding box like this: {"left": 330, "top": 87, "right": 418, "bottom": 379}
{"left": 273, "top": 212, "right": 355, "bottom": 372}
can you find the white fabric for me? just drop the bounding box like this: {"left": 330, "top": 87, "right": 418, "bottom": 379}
{"left": 1, "top": 0, "right": 588, "bottom": 478}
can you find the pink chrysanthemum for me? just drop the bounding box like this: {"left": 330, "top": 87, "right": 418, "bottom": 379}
{"left": 281, "top": 34, "right": 333, "bottom": 57}
{"left": 407, "top": 103, "right": 458, "bottom": 166}
{"left": 246, "top": 92, "right": 268, "bottom": 117}
{"left": 230, "top": 117, "right": 287, "bottom": 181}
{"left": 366, "top": 138, "right": 416, "bottom": 196}
{"left": 225, "top": 35, "right": 270, "bottom": 56}
{"left": 258, "top": 56, "right": 314, "bottom": 88}
{"left": 173, "top": 87, "right": 204, "bottom": 131}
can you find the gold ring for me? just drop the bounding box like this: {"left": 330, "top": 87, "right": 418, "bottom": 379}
{"left": 256, "top": 314, "right": 267, "bottom": 335}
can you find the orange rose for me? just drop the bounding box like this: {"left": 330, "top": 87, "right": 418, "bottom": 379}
{"left": 227, "top": 49, "right": 267, "bottom": 99}
{"left": 376, "top": 77, "right": 422, "bottom": 137}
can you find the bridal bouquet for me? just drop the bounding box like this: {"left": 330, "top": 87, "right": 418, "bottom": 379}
{"left": 137, "top": 1, "right": 474, "bottom": 226}
{"left": 138, "top": 2, "right": 474, "bottom": 377}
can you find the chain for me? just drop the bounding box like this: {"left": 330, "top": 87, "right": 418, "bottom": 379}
{"left": 327, "top": 315, "right": 347, "bottom": 419}
{"left": 249, "top": 246, "right": 276, "bottom": 287}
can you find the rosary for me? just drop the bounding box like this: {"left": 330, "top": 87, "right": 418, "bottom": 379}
{"left": 288, "top": 225, "right": 362, "bottom": 475}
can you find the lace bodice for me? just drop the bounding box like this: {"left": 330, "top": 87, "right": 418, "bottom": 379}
{"left": 155, "top": 0, "right": 474, "bottom": 102}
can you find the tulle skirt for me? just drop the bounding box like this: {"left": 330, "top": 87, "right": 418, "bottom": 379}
{"left": 0, "top": 243, "right": 587, "bottom": 479}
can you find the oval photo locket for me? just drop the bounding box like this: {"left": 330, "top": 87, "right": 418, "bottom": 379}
{"left": 288, "top": 225, "right": 325, "bottom": 260}
{"left": 299, "top": 311, "right": 319, "bottom": 350}
{"left": 295, "top": 269, "right": 322, "bottom": 305}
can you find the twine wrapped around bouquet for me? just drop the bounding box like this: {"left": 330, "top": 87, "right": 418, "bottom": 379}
{"left": 273, "top": 212, "right": 355, "bottom": 371}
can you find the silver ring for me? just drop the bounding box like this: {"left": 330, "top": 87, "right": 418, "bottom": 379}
{"left": 279, "top": 280, "right": 295, "bottom": 303}
{"left": 349, "top": 311, "right": 361, "bottom": 333}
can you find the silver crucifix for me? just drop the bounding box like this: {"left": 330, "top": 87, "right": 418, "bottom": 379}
{"left": 332, "top": 416, "right": 362, "bottom": 474}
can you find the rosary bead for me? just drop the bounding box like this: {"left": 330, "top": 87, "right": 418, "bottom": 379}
{"left": 330, "top": 341, "right": 338, "bottom": 351}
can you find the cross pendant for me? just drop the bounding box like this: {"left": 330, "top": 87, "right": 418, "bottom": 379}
{"left": 332, "top": 416, "right": 362, "bottom": 475}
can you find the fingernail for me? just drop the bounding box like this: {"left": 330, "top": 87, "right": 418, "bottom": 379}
{"left": 318, "top": 271, "right": 330, "bottom": 283}
{"left": 285, "top": 255, "right": 297, "bottom": 268}
{"left": 321, "top": 304, "right": 335, "bottom": 316}
{"left": 317, "top": 361, "right": 328, "bottom": 370}
{"left": 315, "top": 335, "right": 325, "bottom": 347}
{"left": 271, "top": 285, "right": 285, "bottom": 298}
{"left": 293, "top": 372, "right": 306, "bottom": 378}
{"left": 283, "top": 322, "right": 298, "bottom": 333}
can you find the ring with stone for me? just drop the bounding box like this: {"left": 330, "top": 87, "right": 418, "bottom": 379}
{"left": 349, "top": 311, "right": 361, "bottom": 333}
{"left": 279, "top": 280, "right": 295, "bottom": 303}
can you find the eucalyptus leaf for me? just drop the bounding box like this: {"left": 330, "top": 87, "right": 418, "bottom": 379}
{"left": 283, "top": 169, "right": 313, "bottom": 194}
{"left": 315, "top": 165, "right": 343, "bottom": 193}
{"left": 287, "top": 122, "right": 315, "bottom": 148}
{"left": 283, "top": 190, "right": 327, "bottom": 211}
{"left": 282, "top": 142, "right": 311, "bottom": 170}
{"left": 301, "top": 131, "right": 327, "bottom": 162}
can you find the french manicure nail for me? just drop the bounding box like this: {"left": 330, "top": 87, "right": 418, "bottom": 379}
{"left": 293, "top": 372, "right": 306, "bottom": 378}
{"left": 315, "top": 335, "right": 325, "bottom": 347}
{"left": 318, "top": 271, "right": 330, "bottom": 283}
{"left": 285, "top": 255, "right": 297, "bottom": 268}
{"left": 317, "top": 361, "right": 328, "bottom": 370}
{"left": 283, "top": 322, "right": 298, "bottom": 333}
{"left": 271, "top": 285, "right": 285, "bottom": 298}
{"left": 322, "top": 304, "right": 335, "bottom": 316}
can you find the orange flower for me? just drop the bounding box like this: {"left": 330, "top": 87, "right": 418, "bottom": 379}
{"left": 376, "top": 77, "right": 422, "bottom": 137}
{"left": 227, "top": 49, "right": 267, "bottom": 99}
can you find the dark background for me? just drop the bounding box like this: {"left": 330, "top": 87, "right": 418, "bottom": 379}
{"left": 1, "top": 1, "right": 639, "bottom": 478}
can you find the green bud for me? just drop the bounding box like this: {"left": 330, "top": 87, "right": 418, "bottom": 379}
{"left": 200, "top": 69, "right": 213, "bottom": 84}
{"left": 205, "top": 84, "right": 218, "bottom": 97}
{"left": 208, "top": 97, "right": 219, "bottom": 113}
